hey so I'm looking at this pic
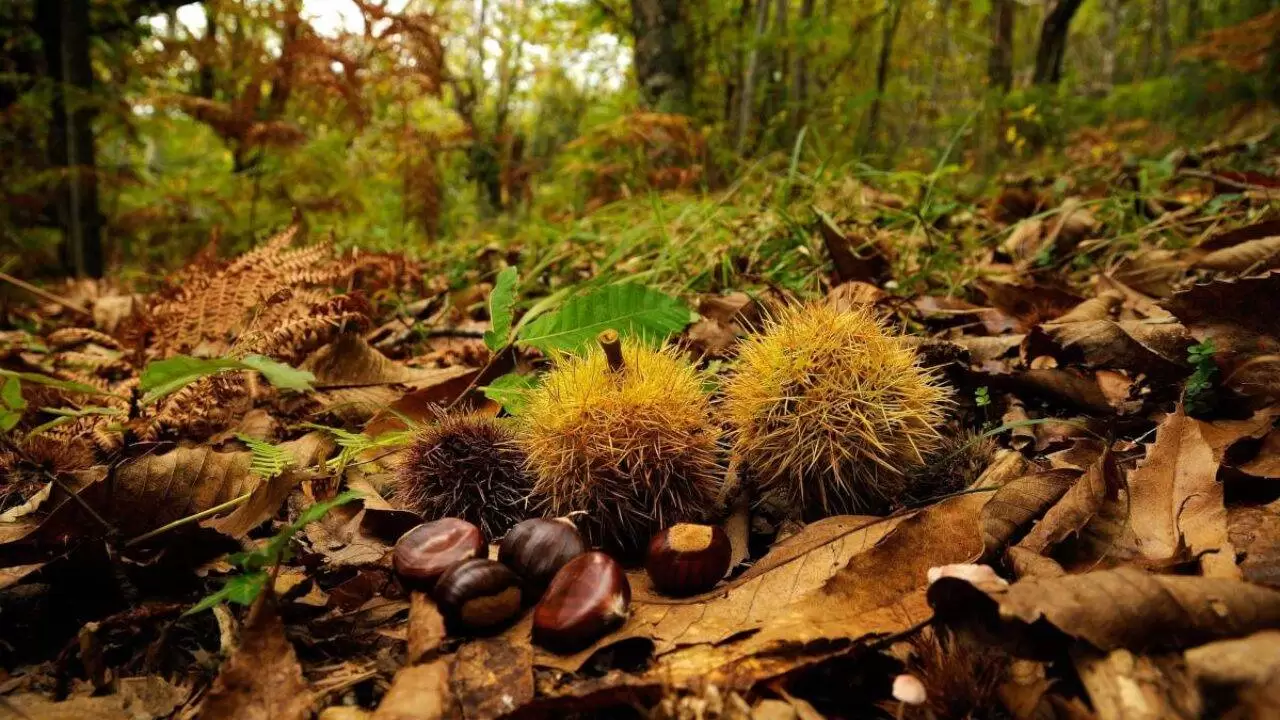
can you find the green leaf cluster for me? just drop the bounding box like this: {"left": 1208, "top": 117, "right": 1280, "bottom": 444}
{"left": 185, "top": 490, "right": 362, "bottom": 615}
{"left": 139, "top": 354, "right": 315, "bottom": 404}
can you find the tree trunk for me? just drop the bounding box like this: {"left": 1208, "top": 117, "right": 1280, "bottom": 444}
{"left": 1155, "top": 0, "right": 1172, "bottom": 73}
{"left": 860, "top": 0, "right": 903, "bottom": 153}
{"left": 736, "top": 0, "right": 769, "bottom": 153}
{"left": 1185, "top": 0, "right": 1201, "bottom": 42}
{"left": 988, "top": 0, "right": 1014, "bottom": 92}
{"left": 630, "top": 0, "right": 695, "bottom": 114}
{"left": 1032, "top": 0, "right": 1084, "bottom": 85}
{"left": 787, "top": 0, "right": 816, "bottom": 139}
{"left": 37, "top": 0, "right": 103, "bottom": 278}
{"left": 1101, "top": 0, "right": 1119, "bottom": 87}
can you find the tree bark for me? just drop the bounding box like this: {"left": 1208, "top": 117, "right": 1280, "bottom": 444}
{"left": 37, "top": 0, "right": 104, "bottom": 278}
{"left": 988, "top": 0, "right": 1014, "bottom": 92}
{"left": 787, "top": 0, "right": 816, "bottom": 138}
{"left": 860, "top": 0, "right": 903, "bottom": 152}
{"left": 1032, "top": 0, "right": 1084, "bottom": 85}
{"left": 736, "top": 0, "right": 770, "bottom": 153}
{"left": 1101, "top": 0, "right": 1119, "bottom": 87}
{"left": 630, "top": 0, "right": 695, "bottom": 114}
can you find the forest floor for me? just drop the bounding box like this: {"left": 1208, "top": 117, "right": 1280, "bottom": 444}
{"left": 2, "top": 114, "right": 1280, "bottom": 720}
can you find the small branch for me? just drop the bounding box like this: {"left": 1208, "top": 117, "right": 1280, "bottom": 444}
{"left": 1177, "top": 169, "right": 1274, "bottom": 193}
{"left": 598, "top": 329, "right": 624, "bottom": 372}
{"left": 124, "top": 491, "right": 253, "bottom": 547}
{"left": 0, "top": 272, "right": 93, "bottom": 320}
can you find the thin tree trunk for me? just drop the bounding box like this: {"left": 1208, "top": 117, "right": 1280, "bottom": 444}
{"left": 1101, "top": 0, "right": 1119, "bottom": 87}
{"left": 736, "top": 0, "right": 770, "bottom": 154}
{"left": 37, "top": 0, "right": 103, "bottom": 278}
{"left": 197, "top": 1, "right": 217, "bottom": 99}
{"left": 788, "top": 0, "right": 816, "bottom": 138}
{"left": 860, "top": 0, "right": 903, "bottom": 153}
{"left": 988, "top": 0, "right": 1014, "bottom": 92}
{"left": 1032, "top": 0, "right": 1084, "bottom": 85}
{"left": 1155, "top": 0, "right": 1172, "bottom": 73}
{"left": 630, "top": 0, "right": 695, "bottom": 114}
{"left": 1185, "top": 0, "right": 1201, "bottom": 42}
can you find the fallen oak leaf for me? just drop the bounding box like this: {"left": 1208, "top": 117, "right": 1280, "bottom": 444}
{"left": 372, "top": 660, "right": 453, "bottom": 720}
{"left": 200, "top": 591, "right": 313, "bottom": 720}
{"left": 528, "top": 513, "right": 903, "bottom": 671}
{"left": 928, "top": 566, "right": 1280, "bottom": 658}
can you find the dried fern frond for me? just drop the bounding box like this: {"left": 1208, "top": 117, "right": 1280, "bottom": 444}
{"left": 144, "top": 223, "right": 354, "bottom": 357}
{"left": 46, "top": 328, "right": 123, "bottom": 351}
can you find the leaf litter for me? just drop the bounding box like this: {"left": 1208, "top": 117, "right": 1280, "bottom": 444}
{"left": 4, "top": 135, "right": 1280, "bottom": 719}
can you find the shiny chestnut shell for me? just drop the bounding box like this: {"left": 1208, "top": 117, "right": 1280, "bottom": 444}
{"left": 533, "top": 552, "right": 630, "bottom": 653}
{"left": 393, "top": 518, "right": 486, "bottom": 589}
{"left": 499, "top": 518, "right": 586, "bottom": 600}
{"left": 645, "top": 524, "right": 731, "bottom": 596}
{"left": 433, "top": 558, "right": 523, "bottom": 631}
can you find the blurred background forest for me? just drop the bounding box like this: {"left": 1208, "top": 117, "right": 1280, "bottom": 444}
{"left": 2, "top": 0, "right": 1279, "bottom": 284}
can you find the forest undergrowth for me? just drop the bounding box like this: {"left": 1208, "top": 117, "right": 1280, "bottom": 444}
{"left": 2, "top": 112, "right": 1280, "bottom": 720}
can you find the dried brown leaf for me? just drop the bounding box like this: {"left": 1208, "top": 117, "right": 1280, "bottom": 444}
{"left": 1072, "top": 648, "right": 1200, "bottom": 720}
{"left": 929, "top": 566, "right": 1280, "bottom": 656}
{"left": 1228, "top": 503, "right": 1280, "bottom": 589}
{"left": 981, "top": 468, "right": 1082, "bottom": 555}
{"left": 1018, "top": 450, "right": 1117, "bottom": 555}
{"left": 407, "top": 592, "right": 446, "bottom": 664}
{"left": 0, "top": 677, "right": 187, "bottom": 720}
{"left": 1165, "top": 272, "right": 1280, "bottom": 401}
{"left": 372, "top": 660, "right": 453, "bottom": 720}
{"left": 450, "top": 637, "right": 534, "bottom": 720}
{"left": 1195, "top": 235, "right": 1280, "bottom": 273}
{"left": 201, "top": 594, "right": 313, "bottom": 720}
{"left": 1128, "top": 407, "right": 1236, "bottom": 576}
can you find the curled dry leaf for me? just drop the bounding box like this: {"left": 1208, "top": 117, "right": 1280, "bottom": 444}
{"left": 1165, "top": 272, "right": 1280, "bottom": 401}
{"left": 200, "top": 593, "right": 313, "bottom": 720}
{"left": 1017, "top": 448, "right": 1117, "bottom": 555}
{"left": 1228, "top": 503, "right": 1280, "bottom": 589}
{"left": 535, "top": 494, "right": 988, "bottom": 694}
{"left": 1127, "top": 407, "right": 1237, "bottom": 577}
{"left": 304, "top": 332, "right": 477, "bottom": 424}
{"left": 928, "top": 566, "right": 1280, "bottom": 657}
{"left": 1025, "top": 314, "right": 1190, "bottom": 379}
{"left": 372, "top": 660, "right": 453, "bottom": 720}
{"left": 1185, "top": 630, "right": 1280, "bottom": 692}
{"left": 976, "top": 280, "right": 1084, "bottom": 330}
{"left": 980, "top": 468, "right": 1082, "bottom": 556}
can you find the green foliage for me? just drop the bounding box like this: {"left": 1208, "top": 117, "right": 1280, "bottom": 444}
{"left": 1184, "top": 340, "right": 1219, "bottom": 414}
{"left": 516, "top": 283, "right": 694, "bottom": 352}
{"left": 236, "top": 434, "right": 294, "bottom": 480}
{"left": 481, "top": 372, "right": 539, "bottom": 415}
{"left": 0, "top": 376, "right": 26, "bottom": 432}
{"left": 974, "top": 386, "right": 991, "bottom": 408}
{"left": 139, "top": 355, "right": 314, "bottom": 404}
{"left": 302, "top": 423, "right": 415, "bottom": 474}
{"left": 185, "top": 490, "right": 362, "bottom": 615}
{"left": 484, "top": 266, "right": 520, "bottom": 351}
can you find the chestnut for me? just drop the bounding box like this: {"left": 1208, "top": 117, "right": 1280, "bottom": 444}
{"left": 433, "top": 558, "right": 523, "bottom": 631}
{"left": 645, "top": 523, "right": 731, "bottom": 596}
{"left": 533, "top": 551, "right": 630, "bottom": 653}
{"left": 393, "top": 518, "right": 486, "bottom": 589}
{"left": 499, "top": 518, "right": 586, "bottom": 600}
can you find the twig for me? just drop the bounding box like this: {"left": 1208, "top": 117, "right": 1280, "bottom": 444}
{"left": 0, "top": 271, "right": 93, "bottom": 320}
{"left": 0, "top": 433, "right": 116, "bottom": 537}
{"left": 124, "top": 490, "right": 253, "bottom": 547}
{"left": 1177, "top": 168, "right": 1273, "bottom": 193}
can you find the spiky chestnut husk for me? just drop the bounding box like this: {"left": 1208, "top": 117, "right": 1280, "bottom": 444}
{"left": 391, "top": 414, "right": 533, "bottom": 538}
{"left": 901, "top": 429, "right": 997, "bottom": 505}
{"left": 518, "top": 339, "right": 723, "bottom": 552}
{"left": 724, "top": 303, "right": 950, "bottom": 517}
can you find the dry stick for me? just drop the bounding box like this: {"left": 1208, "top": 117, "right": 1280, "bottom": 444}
{"left": 124, "top": 490, "right": 254, "bottom": 547}
{"left": 0, "top": 433, "right": 116, "bottom": 537}
{"left": 598, "top": 329, "right": 624, "bottom": 372}
{"left": 0, "top": 271, "right": 94, "bottom": 320}
{"left": 1177, "top": 168, "right": 1274, "bottom": 193}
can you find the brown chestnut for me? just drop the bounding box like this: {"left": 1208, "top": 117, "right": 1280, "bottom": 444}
{"left": 393, "top": 518, "right": 486, "bottom": 589}
{"left": 533, "top": 551, "right": 630, "bottom": 653}
{"left": 645, "top": 523, "right": 731, "bottom": 596}
{"left": 499, "top": 518, "right": 586, "bottom": 600}
{"left": 433, "top": 558, "right": 523, "bottom": 631}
